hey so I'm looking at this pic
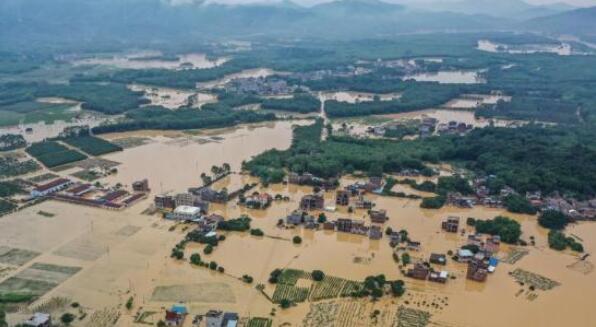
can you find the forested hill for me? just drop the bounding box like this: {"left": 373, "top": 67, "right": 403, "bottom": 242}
{"left": 522, "top": 6, "right": 596, "bottom": 39}
{"left": 0, "top": 0, "right": 500, "bottom": 50}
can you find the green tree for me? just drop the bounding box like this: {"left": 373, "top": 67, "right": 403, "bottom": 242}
{"left": 401, "top": 253, "right": 411, "bottom": 265}
{"left": 312, "top": 270, "right": 325, "bottom": 281}
{"left": 61, "top": 313, "right": 76, "bottom": 325}
{"left": 125, "top": 296, "right": 133, "bottom": 310}
{"left": 539, "top": 210, "right": 568, "bottom": 230}
{"left": 317, "top": 213, "right": 327, "bottom": 224}
{"left": 293, "top": 236, "right": 302, "bottom": 244}
{"left": 390, "top": 280, "right": 406, "bottom": 297}
{"left": 190, "top": 253, "right": 201, "bottom": 265}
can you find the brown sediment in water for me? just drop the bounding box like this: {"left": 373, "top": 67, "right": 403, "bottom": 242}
{"left": 1, "top": 120, "right": 595, "bottom": 327}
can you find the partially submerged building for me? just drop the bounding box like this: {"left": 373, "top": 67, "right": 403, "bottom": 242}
{"left": 31, "top": 178, "right": 72, "bottom": 197}
{"left": 441, "top": 216, "right": 460, "bottom": 233}
{"left": 167, "top": 205, "right": 202, "bottom": 221}
{"left": 299, "top": 194, "right": 325, "bottom": 211}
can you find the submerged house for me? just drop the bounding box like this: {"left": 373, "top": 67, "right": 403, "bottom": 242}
{"left": 165, "top": 305, "right": 188, "bottom": 326}
{"left": 441, "top": 216, "right": 460, "bottom": 233}
{"left": 336, "top": 190, "right": 350, "bottom": 206}
{"left": 369, "top": 209, "right": 388, "bottom": 224}
{"left": 299, "top": 194, "right": 325, "bottom": 211}
{"left": 407, "top": 263, "right": 430, "bottom": 280}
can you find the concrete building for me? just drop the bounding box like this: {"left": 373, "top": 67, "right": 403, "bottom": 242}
{"left": 441, "top": 216, "right": 460, "bottom": 233}
{"left": 167, "top": 205, "right": 202, "bottom": 221}
{"left": 206, "top": 310, "right": 223, "bottom": 327}
{"left": 132, "top": 179, "right": 150, "bottom": 192}
{"left": 467, "top": 259, "right": 489, "bottom": 282}
{"left": 335, "top": 190, "right": 350, "bottom": 206}
{"left": 299, "top": 194, "right": 324, "bottom": 211}
{"left": 369, "top": 209, "right": 388, "bottom": 223}
{"left": 154, "top": 194, "right": 176, "bottom": 210}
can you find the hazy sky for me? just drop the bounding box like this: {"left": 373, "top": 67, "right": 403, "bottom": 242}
{"left": 179, "top": 0, "right": 596, "bottom": 7}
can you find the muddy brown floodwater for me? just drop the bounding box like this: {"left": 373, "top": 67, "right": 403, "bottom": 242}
{"left": 1, "top": 120, "right": 596, "bottom": 327}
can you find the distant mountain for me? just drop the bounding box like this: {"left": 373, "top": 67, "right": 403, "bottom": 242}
{"left": 0, "top": 0, "right": 503, "bottom": 50}
{"left": 523, "top": 6, "right": 596, "bottom": 38}
{"left": 399, "top": 0, "right": 573, "bottom": 20}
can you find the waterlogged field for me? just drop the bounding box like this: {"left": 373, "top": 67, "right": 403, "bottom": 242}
{"left": 0, "top": 121, "right": 594, "bottom": 327}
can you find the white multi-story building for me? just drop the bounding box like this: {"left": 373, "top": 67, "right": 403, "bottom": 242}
{"left": 167, "top": 205, "right": 202, "bottom": 221}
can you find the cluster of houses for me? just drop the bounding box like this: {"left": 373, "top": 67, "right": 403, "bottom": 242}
{"left": 368, "top": 117, "right": 438, "bottom": 139}
{"left": 224, "top": 76, "right": 296, "bottom": 96}
{"left": 403, "top": 216, "right": 501, "bottom": 284}
{"left": 162, "top": 305, "right": 239, "bottom": 327}
{"left": 239, "top": 192, "right": 273, "bottom": 209}
{"left": 471, "top": 176, "right": 596, "bottom": 220}
{"left": 291, "top": 65, "right": 372, "bottom": 82}
{"left": 30, "top": 177, "right": 148, "bottom": 210}
{"left": 284, "top": 208, "right": 388, "bottom": 240}
{"left": 406, "top": 260, "right": 449, "bottom": 284}
{"left": 441, "top": 216, "right": 500, "bottom": 282}
{"left": 437, "top": 121, "right": 473, "bottom": 135}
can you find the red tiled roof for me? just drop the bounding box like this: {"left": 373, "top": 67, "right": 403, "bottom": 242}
{"left": 34, "top": 178, "right": 70, "bottom": 192}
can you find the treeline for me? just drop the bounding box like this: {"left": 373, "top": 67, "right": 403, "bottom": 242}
{"left": 92, "top": 107, "right": 276, "bottom": 134}
{"left": 0, "top": 81, "right": 147, "bottom": 115}
{"left": 324, "top": 83, "right": 463, "bottom": 118}
{"left": 72, "top": 57, "right": 259, "bottom": 89}
{"left": 261, "top": 94, "right": 320, "bottom": 114}
{"left": 245, "top": 121, "right": 596, "bottom": 199}
{"left": 476, "top": 97, "right": 579, "bottom": 124}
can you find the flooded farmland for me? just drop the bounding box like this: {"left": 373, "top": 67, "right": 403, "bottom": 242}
{"left": 477, "top": 40, "right": 573, "bottom": 56}
{"left": 128, "top": 84, "right": 217, "bottom": 109}
{"left": 402, "top": 70, "right": 486, "bottom": 84}
{"left": 72, "top": 51, "right": 228, "bottom": 70}
{"left": 0, "top": 119, "right": 593, "bottom": 327}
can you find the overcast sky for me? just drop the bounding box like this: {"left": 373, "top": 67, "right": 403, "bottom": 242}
{"left": 181, "top": 0, "right": 596, "bottom": 7}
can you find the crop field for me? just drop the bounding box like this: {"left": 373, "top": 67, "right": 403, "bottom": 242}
{"left": 334, "top": 300, "right": 395, "bottom": 327}
{"left": 0, "top": 263, "right": 81, "bottom": 301}
{"left": 0, "top": 154, "right": 40, "bottom": 178}
{"left": 0, "top": 246, "right": 40, "bottom": 266}
{"left": 63, "top": 136, "right": 123, "bottom": 156}
{"left": 310, "top": 276, "right": 364, "bottom": 301}
{"left": 247, "top": 317, "right": 272, "bottom": 327}
{"left": 272, "top": 283, "right": 310, "bottom": 303}
{"left": 393, "top": 306, "right": 432, "bottom": 327}
{"left": 510, "top": 269, "right": 560, "bottom": 291}
{"left": 302, "top": 302, "right": 340, "bottom": 327}
{"left": 151, "top": 283, "right": 236, "bottom": 303}
{"left": 310, "top": 276, "right": 346, "bottom": 301}
{"left": 26, "top": 141, "right": 87, "bottom": 168}
{"left": 278, "top": 268, "right": 311, "bottom": 284}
